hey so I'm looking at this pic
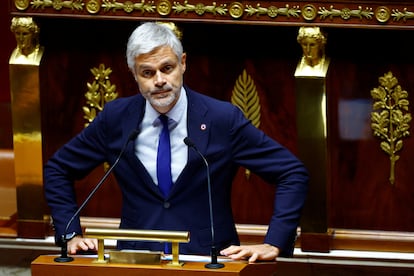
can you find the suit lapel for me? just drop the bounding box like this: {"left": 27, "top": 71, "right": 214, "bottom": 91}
{"left": 122, "top": 95, "right": 164, "bottom": 197}
{"left": 170, "top": 89, "right": 211, "bottom": 194}
{"left": 122, "top": 94, "right": 145, "bottom": 140}
{"left": 186, "top": 89, "right": 211, "bottom": 164}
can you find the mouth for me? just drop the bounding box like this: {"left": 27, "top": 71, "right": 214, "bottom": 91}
{"left": 152, "top": 90, "right": 170, "bottom": 98}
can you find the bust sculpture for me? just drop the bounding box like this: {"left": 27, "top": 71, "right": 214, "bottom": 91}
{"left": 295, "top": 26, "right": 329, "bottom": 77}
{"left": 9, "top": 17, "right": 43, "bottom": 65}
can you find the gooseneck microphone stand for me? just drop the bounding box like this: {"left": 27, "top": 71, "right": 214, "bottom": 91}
{"left": 53, "top": 130, "right": 139, "bottom": 263}
{"left": 54, "top": 236, "right": 73, "bottom": 262}
{"left": 184, "top": 137, "right": 224, "bottom": 269}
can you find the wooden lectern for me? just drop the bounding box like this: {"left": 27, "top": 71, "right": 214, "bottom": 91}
{"left": 31, "top": 255, "right": 277, "bottom": 276}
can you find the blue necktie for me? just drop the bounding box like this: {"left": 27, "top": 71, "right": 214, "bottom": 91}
{"left": 157, "top": 115, "right": 172, "bottom": 198}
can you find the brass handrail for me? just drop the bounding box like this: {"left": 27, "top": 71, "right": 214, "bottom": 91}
{"left": 84, "top": 228, "right": 190, "bottom": 266}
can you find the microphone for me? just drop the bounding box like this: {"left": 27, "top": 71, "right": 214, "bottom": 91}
{"left": 54, "top": 130, "right": 139, "bottom": 262}
{"left": 183, "top": 137, "right": 224, "bottom": 269}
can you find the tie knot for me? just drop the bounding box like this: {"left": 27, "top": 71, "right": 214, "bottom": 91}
{"left": 159, "top": 114, "right": 169, "bottom": 127}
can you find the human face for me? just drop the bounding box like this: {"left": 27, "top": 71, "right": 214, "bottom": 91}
{"left": 133, "top": 46, "right": 186, "bottom": 114}
{"left": 300, "top": 37, "right": 321, "bottom": 67}
{"left": 14, "top": 26, "right": 34, "bottom": 55}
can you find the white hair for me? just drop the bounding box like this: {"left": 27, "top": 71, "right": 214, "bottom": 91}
{"left": 126, "top": 22, "right": 183, "bottom": 73}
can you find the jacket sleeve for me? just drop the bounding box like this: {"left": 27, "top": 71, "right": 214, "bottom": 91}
{"left": 43, "top": 108, "right": 109, "bottom": 244}
{"left": 228, "top": 106, "right": 309, "bottom": 256}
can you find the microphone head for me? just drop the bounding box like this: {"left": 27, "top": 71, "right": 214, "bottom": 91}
{"left": 183, "top": 137, "right": 195, "bottom": 148}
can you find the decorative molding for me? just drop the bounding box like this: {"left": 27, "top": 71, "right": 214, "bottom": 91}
{"left": 101, "top": 0, "right": 156, "bottom": 13}
{"left": 243, "top": 3, "right": 300, "bottom": 19}
{"left": 231, "top": 69, "right": 261, "bottom": 180}
{"left": 10, "top": 1, "right": 414, "bottom": 29}
{"left": 173, "top": 1, "right": 227, "bottom": 16}
{"left": 392, "top": 8, "right": 414, "bottom": 22}
{"left": 83, "top": 64, "right": 118, "bottom": 128}
{"left": 371, "top": 72, "right": 411, "bottom": 185}
{"left": 231, "top": 69, "right": 261, "bottom": 129}
{"left": 29, "top": 0, "right": 84, "bottom": 11}
{"left": 318, "top": 6, "right": 373, "bottom": 21}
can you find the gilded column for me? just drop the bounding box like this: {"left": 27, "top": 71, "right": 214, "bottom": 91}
{"left": 9, "top": 17, "right": 46, "bottom": 238}
{"left": 294, "top": 26, "right": 331, "bottom": 252}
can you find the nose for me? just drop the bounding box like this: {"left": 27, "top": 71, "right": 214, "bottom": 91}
{"left": 16, "top": 33, "right": 24, "bottom": 41}
{"left": 154, "top": 71, "right": 166, "bottom": 86}
{"left": 304, "top": 44, "right": 311, "bottom": 55}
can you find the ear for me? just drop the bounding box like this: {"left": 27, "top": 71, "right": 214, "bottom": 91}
{"left": 181, "top": 52, "right": 187, "bottom": 73}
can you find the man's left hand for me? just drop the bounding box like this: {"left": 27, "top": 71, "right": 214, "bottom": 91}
{"left": 220, "top": 243, "right": 280, "bottom": 263}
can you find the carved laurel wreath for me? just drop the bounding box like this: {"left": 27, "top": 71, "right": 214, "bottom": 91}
{"left": 371, "top": 71, "right": 411, "bottom": 185}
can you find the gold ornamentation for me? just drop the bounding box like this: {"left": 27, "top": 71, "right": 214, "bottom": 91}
{"left": 15, "top": 0, "right": 30, "bottom": 10}
{"left": 231, "top": 69, "right": 261, "bottom": 179}
{"left": 157, "top": 0, "right": 172, "bottom": 16}
{"left": 10, "top": 17, "right": 44, "bottom": 64}
{"left": 86, "top": 0, "right": 101, "bottom": 14}
{"left": 295, "top": 26, "right": 329, "bottom": 77}
{"left": 173, "top": 1, "right": 227, "bottom": 16}
{"left": 31, "top": 0, "right": 84, "bottom": 10}
{"left": 83, "top": 64, "right": 118, "bottom": 127}
{"left": 157, "top": 22, "right": 182, "bottom": 40}
{"left": 318, "top": 6, "right": 373, "bottom": 20}
{"left": 102, "top": 0, "right": 155, "bottom": 13}
{"left": 392, "top": 8, "right": 414, "bottom": 22}
{"left": 371, "top": 71, "right": 411, "bottom": 185}
{"left": 245, "top": 3, "right": 300, "bottom": 18}
{"left": 18, "top": 1, "right": 414, "bottom": 26}
{"left": 302, "top": 4, "right": 317, "bottom": 21}
{"left": 228, "top": 2, "right": 243, "bottom": 19}
{"left": 375, "top": 6, "right": 390, "bottom": 23}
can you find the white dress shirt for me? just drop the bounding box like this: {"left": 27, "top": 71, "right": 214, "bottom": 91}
{"left": 135, "top": 87, "right": 188, "bottom": 186}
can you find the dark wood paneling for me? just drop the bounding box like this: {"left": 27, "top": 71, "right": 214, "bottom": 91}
{"left": 39, "top": 19, "right": 137, "bottom": 219}
{"left": 326, "top": 28, "right": 414, "bottom": 232}
{"left": 0, "top": 1, "right": 14, "bottom": 103}
{"left": 0, "top": 1, "right": 15, "bottom": 148}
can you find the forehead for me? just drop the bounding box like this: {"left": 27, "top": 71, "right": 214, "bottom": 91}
{"left": 14, "top": 26, "right": 32, "bottom": 33}
{"left": 135, "top": 46, "right": 177, "bottom": 66}
{"left": 301, "top": 37, "right": 318, "bottom": 44}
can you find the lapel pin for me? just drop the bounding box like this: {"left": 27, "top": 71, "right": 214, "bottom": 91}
{"left": 200, "top": 124, "right": 206, "bottom": 130}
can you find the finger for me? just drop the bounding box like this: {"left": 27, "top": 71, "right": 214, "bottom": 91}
{"left": 220, "top": 245, "right": 240, "bottom": 256}
{"left": 67, "top": 239, "right": 79, "bottom": 254}
{"left": 78, "top": 240, "right": 90, "bottom": 251}
{"left": 67, "top": 243, "right": 77, "bottom": 254}
{"left": 228, "top": 248, "right": 250, "bottom": 260}
{"left": 91, "top": 239, "right": 98, "bottom": 250}
{"left": 248, "top": 252, "right": 258, "bottom": 263}
{"left": 83, "top": 239, "right": 97, "bottom": 251}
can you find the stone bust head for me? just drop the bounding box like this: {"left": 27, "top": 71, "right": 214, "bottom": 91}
{"left": 297, "top": 27, "right": 327, "bottom": 67}
{"left": 10, "top": 17, "right": 40, "bottom": 57}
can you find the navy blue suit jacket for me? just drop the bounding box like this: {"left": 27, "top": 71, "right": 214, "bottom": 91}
{"left": 44, "top": 87, "right": 308, "bottom": 257}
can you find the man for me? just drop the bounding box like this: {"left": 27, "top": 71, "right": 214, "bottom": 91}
{"left": 44, "top": 22, "right": 308, "bottom": 263}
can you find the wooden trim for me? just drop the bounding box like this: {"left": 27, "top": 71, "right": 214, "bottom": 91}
{"left": 331, "top": 229, "right": 414, "bottom": 253}
{"left": 8, "top": 0, "right": 414, "bottom": 30}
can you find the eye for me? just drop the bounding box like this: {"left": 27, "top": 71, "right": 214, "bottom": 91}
{"left": 141, "top": 70, "right": 154, "bottom": 78}
{"left": 161, "top": 65, "right": 174, "bottom": 74}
